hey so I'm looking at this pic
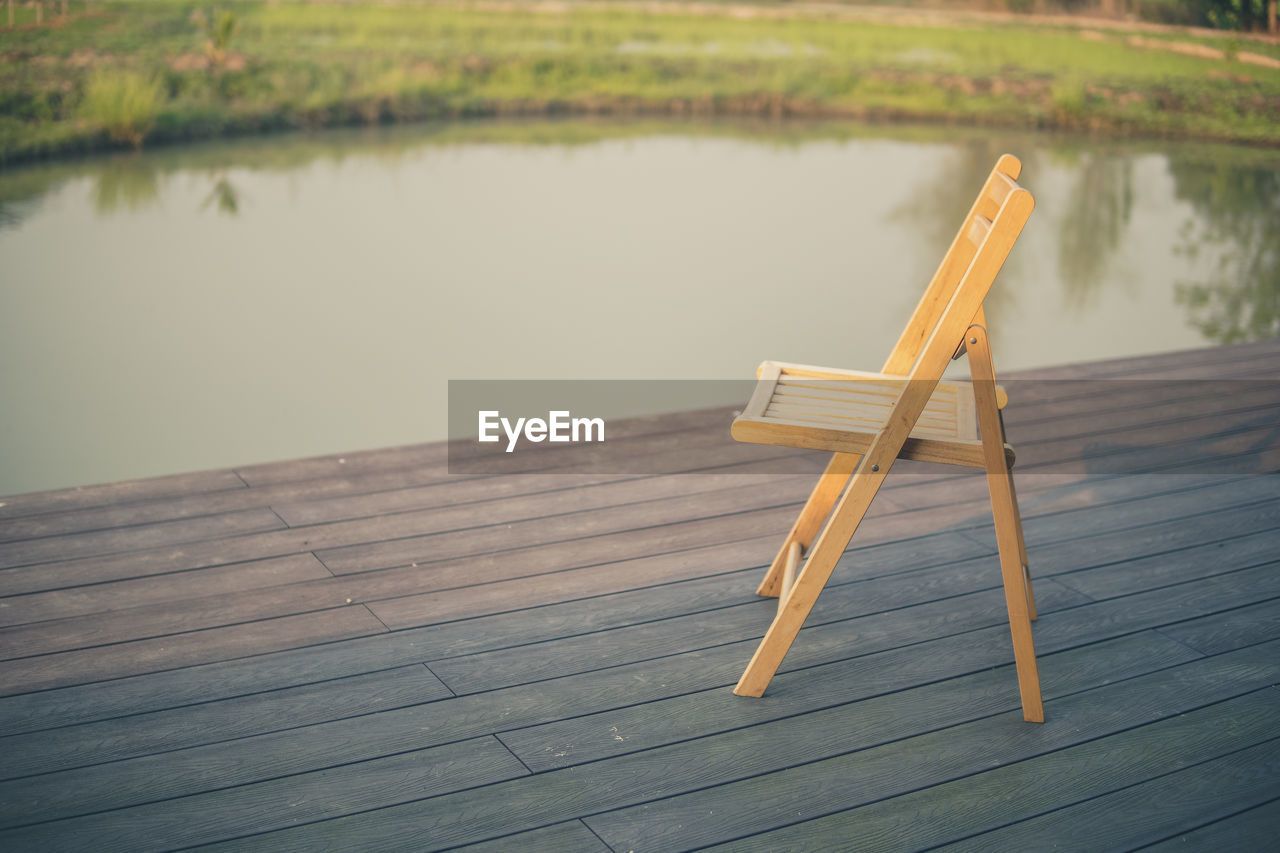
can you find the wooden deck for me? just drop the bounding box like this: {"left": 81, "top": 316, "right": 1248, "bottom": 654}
{"left": 1, "top": 340, "right": 1279, "bottom": 851}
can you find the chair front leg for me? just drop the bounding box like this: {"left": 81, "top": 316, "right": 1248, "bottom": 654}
{"left": 736, "top": 463, "right": 887, "bottom": 697}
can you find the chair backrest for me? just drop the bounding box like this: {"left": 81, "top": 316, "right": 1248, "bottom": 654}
{"left": 882, "top": 154, "right": 1030, "bottom": 378}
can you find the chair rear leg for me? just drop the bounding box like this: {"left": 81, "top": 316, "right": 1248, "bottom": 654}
{"left": 1007, "top": 469, "right": 1036, "bottom": 620}
{"left": 756, "top": 452, "right": 859, "bottom": 597}
{"left": 987, "top": 466, "right": 1043, "bottom": 721}
{"left": 970, "top": 323, "right": 1043, "bottom": 722}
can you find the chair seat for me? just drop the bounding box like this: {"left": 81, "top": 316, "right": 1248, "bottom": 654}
{"left": 731, "top": 361, "right": 1013, "bottom": 468}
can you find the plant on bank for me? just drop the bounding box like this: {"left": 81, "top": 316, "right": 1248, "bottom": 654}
{"left": 78, "top": 71, "right": 165, "bottom": 149}
{"left": 192, "top": 8, "right": 239, "bottom": 70}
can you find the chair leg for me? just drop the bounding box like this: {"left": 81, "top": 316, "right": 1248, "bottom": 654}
{"left": 987, "top": 467, "right": 1043, "bottom": 721}
{"left": 736, "top": 465, "right": 887, "bottom": 697}
{"left": 997, "top": 404, "right": 1035, "bottom": 619}
{"left": 1006, "top": 470, "right": 1037, "bottom": 620}
{"left": 969, "top": 322, "right": 1043, "bottom": 722}
{"left": 756, "top": 452, "right": 859, "bottom": 597}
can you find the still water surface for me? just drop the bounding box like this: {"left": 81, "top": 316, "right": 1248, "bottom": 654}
{"left": 2, "top": 120, "right": 1277, "bottom": 494}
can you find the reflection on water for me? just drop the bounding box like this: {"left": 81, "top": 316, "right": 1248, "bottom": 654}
{"left": 1, "top": 119, "right": 1277, "bottom": 494}
{"left": 1055, "top": 150, "right": 1134, "bottom": 308}
{"left": 90, "top": 161, "right": 162, "bottom": 215}
{"left": 1170, "top": 157, "right": 1280, "bottom": 343}
{"left": 201, "top": 173, "right": 242, "bottom": 216}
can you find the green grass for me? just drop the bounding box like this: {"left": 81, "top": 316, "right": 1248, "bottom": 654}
{"left": 2, "top": 0, "right": 1278, "bottom": 164}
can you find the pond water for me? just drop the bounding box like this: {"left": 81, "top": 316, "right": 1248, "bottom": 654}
{"left": 2, "top": 119, "right": 1277, "bottom": 495}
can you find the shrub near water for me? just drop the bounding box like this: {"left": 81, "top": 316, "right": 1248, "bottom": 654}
{"left": 79, "top": 72, "right": 165, "bottom": 149}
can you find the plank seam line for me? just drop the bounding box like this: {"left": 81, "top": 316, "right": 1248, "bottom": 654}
{"left": 363, "top": 604, "right": 392, "bottom": 634}
{"left": 423, "top": 662, "right": 456, "bottom": 698}
{"left": 1148, "top": 625, "right": 1215, "bottom": 660}
{"left": 492, "top": 732, "right": 535, "bottom": 775}
{"left": 310, "top": 549, "right": 337, "bottom": 578}
{"left": 267, "top": 507, "right": 290, "bottom": 530}
{"left": 581, "top": 819, "right": 619, "bottom": 853}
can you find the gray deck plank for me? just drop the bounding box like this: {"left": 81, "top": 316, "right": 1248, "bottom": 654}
{"left": 937, "top": 735, "right": 1280, "bottom": 853}
{"left": 0, "top": 664, "right": 450, "bottom": 786}
{"left": 0, "top": 507, "right": 287, "bottom": 570}
{"left": 1140, "top": 797, "right": 1280, "bottom": 852}
{"left": 579, "top": 643, "right": 1280, "bottom": 853}
{"left": 1161, "top": 599, "right": 1280, "bottom": 656}
{"left": 0, "top": 554, "right": 331, "bottom": 629}
{"left": 0, "top": 736, "right": 529, "bottom": 852}
{"left": 695, "top": 688, "right": 1280, "bottom": 853}
{"left": 0, "top": 606, "right": 389, "bottom": 695}
{"left": 0, "top": 469, "right": 246, "bottom": 519}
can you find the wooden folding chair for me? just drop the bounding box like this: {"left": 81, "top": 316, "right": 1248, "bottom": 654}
{"left": 730, "top": 154, "right": 1043, "bottom": 722}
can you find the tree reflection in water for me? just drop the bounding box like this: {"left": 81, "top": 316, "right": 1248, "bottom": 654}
{"left": 91, "top": 158, "right": 161, "bottom": 215}
{"left": 1170, "top": 156, "right": 1280, "bottom": 343}
{"left": 1055, "top": 150, "right": 1134, "bottom": 309}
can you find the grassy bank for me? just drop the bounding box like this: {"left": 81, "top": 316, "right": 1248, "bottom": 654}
{"left": 3, "top": 1, "right": 1280, "bottom": 164}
